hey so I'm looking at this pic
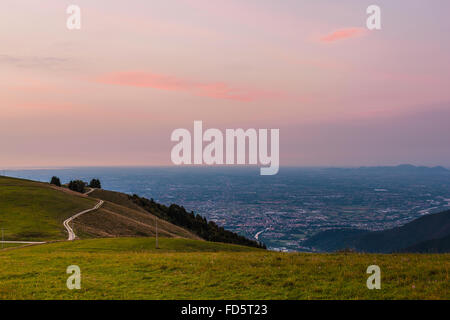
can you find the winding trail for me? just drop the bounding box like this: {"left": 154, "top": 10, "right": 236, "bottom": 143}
{"left": 63, "top": 200, "right": 104, "bottom": 240}
{"left": 1, "top": 199, "right": 104, "bottom": 245}
{"left": 1, "top": 188, "right": 103, "bottom": 248}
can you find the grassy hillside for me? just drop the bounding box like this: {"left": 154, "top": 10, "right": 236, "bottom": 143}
{"left": 72, "top": 200, "right": 201, "bottom": 240}
{"left": 88, "top": 189, "right": 146, "bottom": 212}
{"left": 0, "top": 238, "right": 448, "bottom": 299}
{"left": 0, "top": 176, "right": 97, "bottom": 241}
{"left": 0, "top": 176, "right": 199, "bottom": 242}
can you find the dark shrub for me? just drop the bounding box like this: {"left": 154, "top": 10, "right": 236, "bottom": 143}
{"left": 68, "top": 180, "right": 86, "bottom": 193}
{"left": 50, "top": 176, "right": 61, "bottom": 187}
{"left": 89, "top": 179, "right": 101, "bottom": 189}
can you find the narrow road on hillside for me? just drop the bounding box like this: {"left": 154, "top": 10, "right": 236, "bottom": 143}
{"left": 84, "top": 188, "right": 96, "bottom": 195}
{"left": 0, "top": 241, "right": 46, "bottom": 244}
{"left": 63, "top": 200, "right": 104, "bottom": 240}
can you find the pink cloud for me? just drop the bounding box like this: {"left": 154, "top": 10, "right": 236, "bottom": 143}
{"left": 320, "top": 27, "right": 367, "bottom": 43}
{"left": 96, "top": 72, "right": 283, "bottom": 102}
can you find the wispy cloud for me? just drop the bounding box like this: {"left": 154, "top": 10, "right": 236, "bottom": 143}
{"left": 0, "top": 54, "right": 68, "bottom": 68}
{"left": 319, "top": 27, "right": 366, "bottom": 43}
{"left": 95, "top": 72, "right": 283, "bottom": 102}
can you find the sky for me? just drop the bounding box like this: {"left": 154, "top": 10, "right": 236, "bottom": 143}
{"left": 1, "top": 0, "right": 449, "bottom": 167}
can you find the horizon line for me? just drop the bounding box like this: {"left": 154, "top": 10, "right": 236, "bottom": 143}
{"left": 1, "top": 164, "right": 449, "bottom": 171}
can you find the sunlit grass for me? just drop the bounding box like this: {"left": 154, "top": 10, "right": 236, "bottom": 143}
{"left": 0, "top": 238, "right": 448, "bottom": 300}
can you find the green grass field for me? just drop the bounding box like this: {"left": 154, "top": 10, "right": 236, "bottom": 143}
{"left": 0, "top": 176, "right": 97, "bottom": 241}
{"left": 0, "top": 243, "right": 26, "bottom": 249}
{"left": 0, "top": 238, "right": 448, "bottom": 299}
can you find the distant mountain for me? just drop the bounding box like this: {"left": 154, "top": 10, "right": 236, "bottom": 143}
{"left": 358, "top": 164, "right": 449, "bottom": 174}
{"left": 303, "top": 210, "right": 450, "bottom": 253}
{"left": 325, "top": 164, "right": 450, "bottom": 176}
{"left": 400, "top": 234, "right": 450, "bottom": 253}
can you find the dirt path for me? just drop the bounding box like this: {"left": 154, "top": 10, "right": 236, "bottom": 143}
{"left": 63, "top": 200, "right": 104, "bottom": 240}
{"left": 84, "top": 188, "right": 96, "bottom": 195}
{"left": 0, "top": 241, "right": 46, "bottom": 244}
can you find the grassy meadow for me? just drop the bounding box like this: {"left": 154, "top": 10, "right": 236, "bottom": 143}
{"left": 0, "top": 238, "right": 448, "bottom": 300}
{"left": 0, "top": 243, "right": 26, "bottom": 249}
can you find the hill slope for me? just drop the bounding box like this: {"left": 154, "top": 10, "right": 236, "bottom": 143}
{"left": 72, "top": 200, "right": 201, "bottom": 240}
{"left": 0, "top": 176, "right": 97, "bottom": 241}
{"left": 303, "top": 210, "right": 450, "bottom": 253}
{"left": 0, "top": 176, "right": 198, "bottom": 242}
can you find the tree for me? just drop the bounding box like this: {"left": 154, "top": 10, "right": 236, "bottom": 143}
{"left": 89, "top": 178, "right": 101, "bottom": 189}
{"left": 68, "top": 180, "right": 86, "bottom": 193}
{"left": 50, "top": 176, "right": 61, "bottom": 187}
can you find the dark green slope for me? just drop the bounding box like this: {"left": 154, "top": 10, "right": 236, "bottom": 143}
{"left": 304, "top": 210, "right": 450, "bottom": 253}
{"left": 400, "top": 234, "right": 450, "bottom": 253}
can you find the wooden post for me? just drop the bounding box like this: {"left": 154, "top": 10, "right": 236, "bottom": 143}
{"left": 155, "top": 218, "right": 159, "bottom": 249}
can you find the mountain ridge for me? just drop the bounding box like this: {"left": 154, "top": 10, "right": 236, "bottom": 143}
{"left": 303, "top": 210, "right": 450, "bottom": 253}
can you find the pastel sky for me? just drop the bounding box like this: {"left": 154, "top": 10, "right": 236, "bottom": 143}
{"left": 1, "top": 0, "right": 450, "bottom": 167}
